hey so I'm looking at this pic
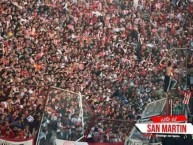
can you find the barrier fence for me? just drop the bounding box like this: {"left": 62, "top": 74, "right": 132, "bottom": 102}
{"left": 37, "top": 86, "right": 94, "bottom": 145}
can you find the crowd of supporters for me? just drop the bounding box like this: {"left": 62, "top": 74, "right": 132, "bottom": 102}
{"left": 0, "top": 0, "right": 193, "bottom": 143}
{"left": 0, "top": 85, "right": 47, "bottom": 139}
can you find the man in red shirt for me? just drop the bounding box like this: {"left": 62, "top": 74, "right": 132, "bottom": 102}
{"left": 4, "top": 128, "right": 15, "bottom": 138}
{"left": 178, "top": 86, "right": 193, "bottom": 115}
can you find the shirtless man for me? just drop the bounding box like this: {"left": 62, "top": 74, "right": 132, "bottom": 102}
{"left": 164, "top": 61, "right": 177, "bottom": 92}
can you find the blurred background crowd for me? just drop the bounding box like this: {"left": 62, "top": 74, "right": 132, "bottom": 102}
{"left": 0, "top": 0, "right": 193, "bottom": 143}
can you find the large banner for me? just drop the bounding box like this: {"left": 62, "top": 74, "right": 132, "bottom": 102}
{"left": 0, "top": 137, "right": 34, "bottom": 145}
{"left": 56, "top": 139, "right": 124, "bottom": 145}
{"left": 0, "top": 138, "right": 123, "bottom": 145}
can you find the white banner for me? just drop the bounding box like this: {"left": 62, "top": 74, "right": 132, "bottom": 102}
{"left": 56, "top": 139, "right": 124, "bottom": 145}
{"left": 0, "top": 137, "right": 34, "bottom": 145}
{"left": 56, "top": 139, "right": 88, "bottom": 145}
{"left": 136, "top": 123, "right": 193, "bottom": 134}
{"left": 125, "top": 138, "right": 146, "bottom": 145}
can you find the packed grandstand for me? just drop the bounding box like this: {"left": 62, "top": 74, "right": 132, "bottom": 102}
{"left": 0, "top": 0, "right": 193, "bottom": 145}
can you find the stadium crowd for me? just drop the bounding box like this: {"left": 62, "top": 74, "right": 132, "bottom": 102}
{"left": 0, "top": 0, "right": 193, "bottom": 143}
{"left": 0, "top": 85, "right": 47, "bottom": 139}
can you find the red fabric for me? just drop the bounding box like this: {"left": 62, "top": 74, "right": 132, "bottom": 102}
{"left": 152, "top": 115, "right": 187, "bottom": 123}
